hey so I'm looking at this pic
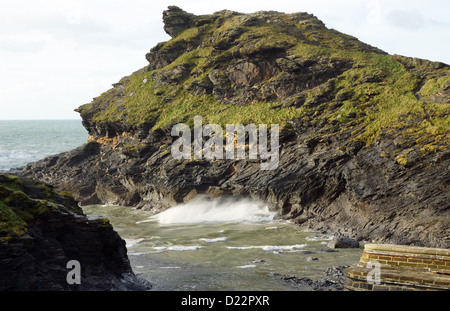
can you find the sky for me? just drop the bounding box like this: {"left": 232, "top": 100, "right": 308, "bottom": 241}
{"left": 0, "top": 0, "right": 449, "bottom": 120}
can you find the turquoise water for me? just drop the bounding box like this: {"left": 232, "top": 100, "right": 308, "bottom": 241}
{"left": 0, "top": 120, "right": 88, "bottom": 171}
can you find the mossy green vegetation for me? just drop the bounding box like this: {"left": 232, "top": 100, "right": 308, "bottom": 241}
{"left": 77, "top": 8, "right": 449, "bottom": 160}
{"left": 0, "top": 174, "right": 81, "bottom": 242}
{"left": 0, "top": 200, "right": 27, "bottom": 242}
{"left": 419, "top": 76, "right": 449, "bottom": 97}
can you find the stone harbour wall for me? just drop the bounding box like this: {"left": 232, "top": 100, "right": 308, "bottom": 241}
{"left": 346, "top": 244, "right": 450, "bottom": 291}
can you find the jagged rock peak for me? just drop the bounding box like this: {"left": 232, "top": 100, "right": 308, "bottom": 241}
{"left": 162, "top": 6, "right": 326, "bottom": 38}
{"left": 162, "top": 6, "right": 196, "bottom": 37}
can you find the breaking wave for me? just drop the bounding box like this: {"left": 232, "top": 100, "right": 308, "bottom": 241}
{"left": 152, "top": 245, "right": 203, "bottom": 251}
{"left": 141, "top": 196, "right": 276, "bottom": 225}
{"left": 226, "top": 244, "right": 306, "bottom": 251}
{"left": 199, "top": 237, "right": 227, "bottom": 243}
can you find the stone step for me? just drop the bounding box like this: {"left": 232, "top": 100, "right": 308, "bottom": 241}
{"left": 346, "top": 244, "right": 450, "bottom": 291}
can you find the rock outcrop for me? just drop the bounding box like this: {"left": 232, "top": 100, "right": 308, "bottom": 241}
{"left": 327, "top": 237, "right": 359, "bottom": 249}
{"left": 0, "top": 174, "right": 151, "bottom": 291}
{"left": 162, "top": 6, "right": 195, "bottom": 38}
{"left": 20, "top": 7, "right": 450, "bottom": 248}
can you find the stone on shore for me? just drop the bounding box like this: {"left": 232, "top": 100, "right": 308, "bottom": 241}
{"left": 327, "top": 237, "right": 360, "bottom": 249}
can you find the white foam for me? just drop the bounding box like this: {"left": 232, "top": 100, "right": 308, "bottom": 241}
{"left": 153, "top": 245, "right": 203, "bottom": 251}
{"left": 128, "top": 252, "right": 145, "bottom": 256}
{"left": 160, "top": 266, "right": 181, "bottom": 269}
{"left": 152, "top": 246, "right": 167, "bottom": 251}
{"left": 125, "top": 238, "right": 144, "bottom": 248}
{"left": 236, "top": 264, "right": 256, "bottom": 269}
{"left": 306, "top": 235, "right": 333, "bottom": 241}
{"left": 0, "top": 150, "right": 48, "bottom": 171}
{"left": 227, "top": 244, "right": 306, "bottom": 251}
{"left": 199, "top": 237, "right": 227, "bottom": 243}
{"left": 149, "top": 196, "right": 276, "bottom": 225}
{"left": 135, "top": 219, "right": 154, "bottom": 224}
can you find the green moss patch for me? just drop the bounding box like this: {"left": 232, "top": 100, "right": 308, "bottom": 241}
{"left": 0, "top": 174, "right": 82, "bottom": 241}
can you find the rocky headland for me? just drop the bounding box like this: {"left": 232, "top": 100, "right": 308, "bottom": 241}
{"left": 20, "top": 6, "right": 449, "bottom": 249}
{"left": 0, "top": 174, "right": 151, "bottom": 290}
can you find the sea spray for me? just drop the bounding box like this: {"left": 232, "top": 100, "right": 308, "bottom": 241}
{"left": 138, "top": 196, "right": 276, "bottom": 225}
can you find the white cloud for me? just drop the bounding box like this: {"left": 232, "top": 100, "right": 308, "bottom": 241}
{"left": 386, "top": 9, "right": 426, "bottom": 30}
{"left": 366, "top": 0, "right": 383, "bottom": 25}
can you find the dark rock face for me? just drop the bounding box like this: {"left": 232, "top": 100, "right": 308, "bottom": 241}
{"left": 21, "top": 117, "right": 450, "bottom": 249}
{"left": 0, "top": 175, "right": 151, "bottom": 291}
{"left": 20, "top": 7, "right": 450, "bottom": 249}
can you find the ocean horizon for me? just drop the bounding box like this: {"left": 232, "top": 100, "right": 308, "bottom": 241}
{"left": 0, "top": 119, "right": 88, "bottom": 171}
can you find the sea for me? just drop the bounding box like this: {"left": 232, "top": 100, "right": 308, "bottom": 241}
{"left": 0, "top": 120, "right": 88, "bottom": 171}
{"left": 0, "top": 119, "right": 362, "bottom": 291}
{"left": 83, "top": 199, "right": 362, "bottom": 291}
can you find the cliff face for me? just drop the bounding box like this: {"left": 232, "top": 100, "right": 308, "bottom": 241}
{"left": 21, "top": 7, "right": 450, "bottom": 248}
{"left": 0, "top": 174, "right": 151, "bottom": 290}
